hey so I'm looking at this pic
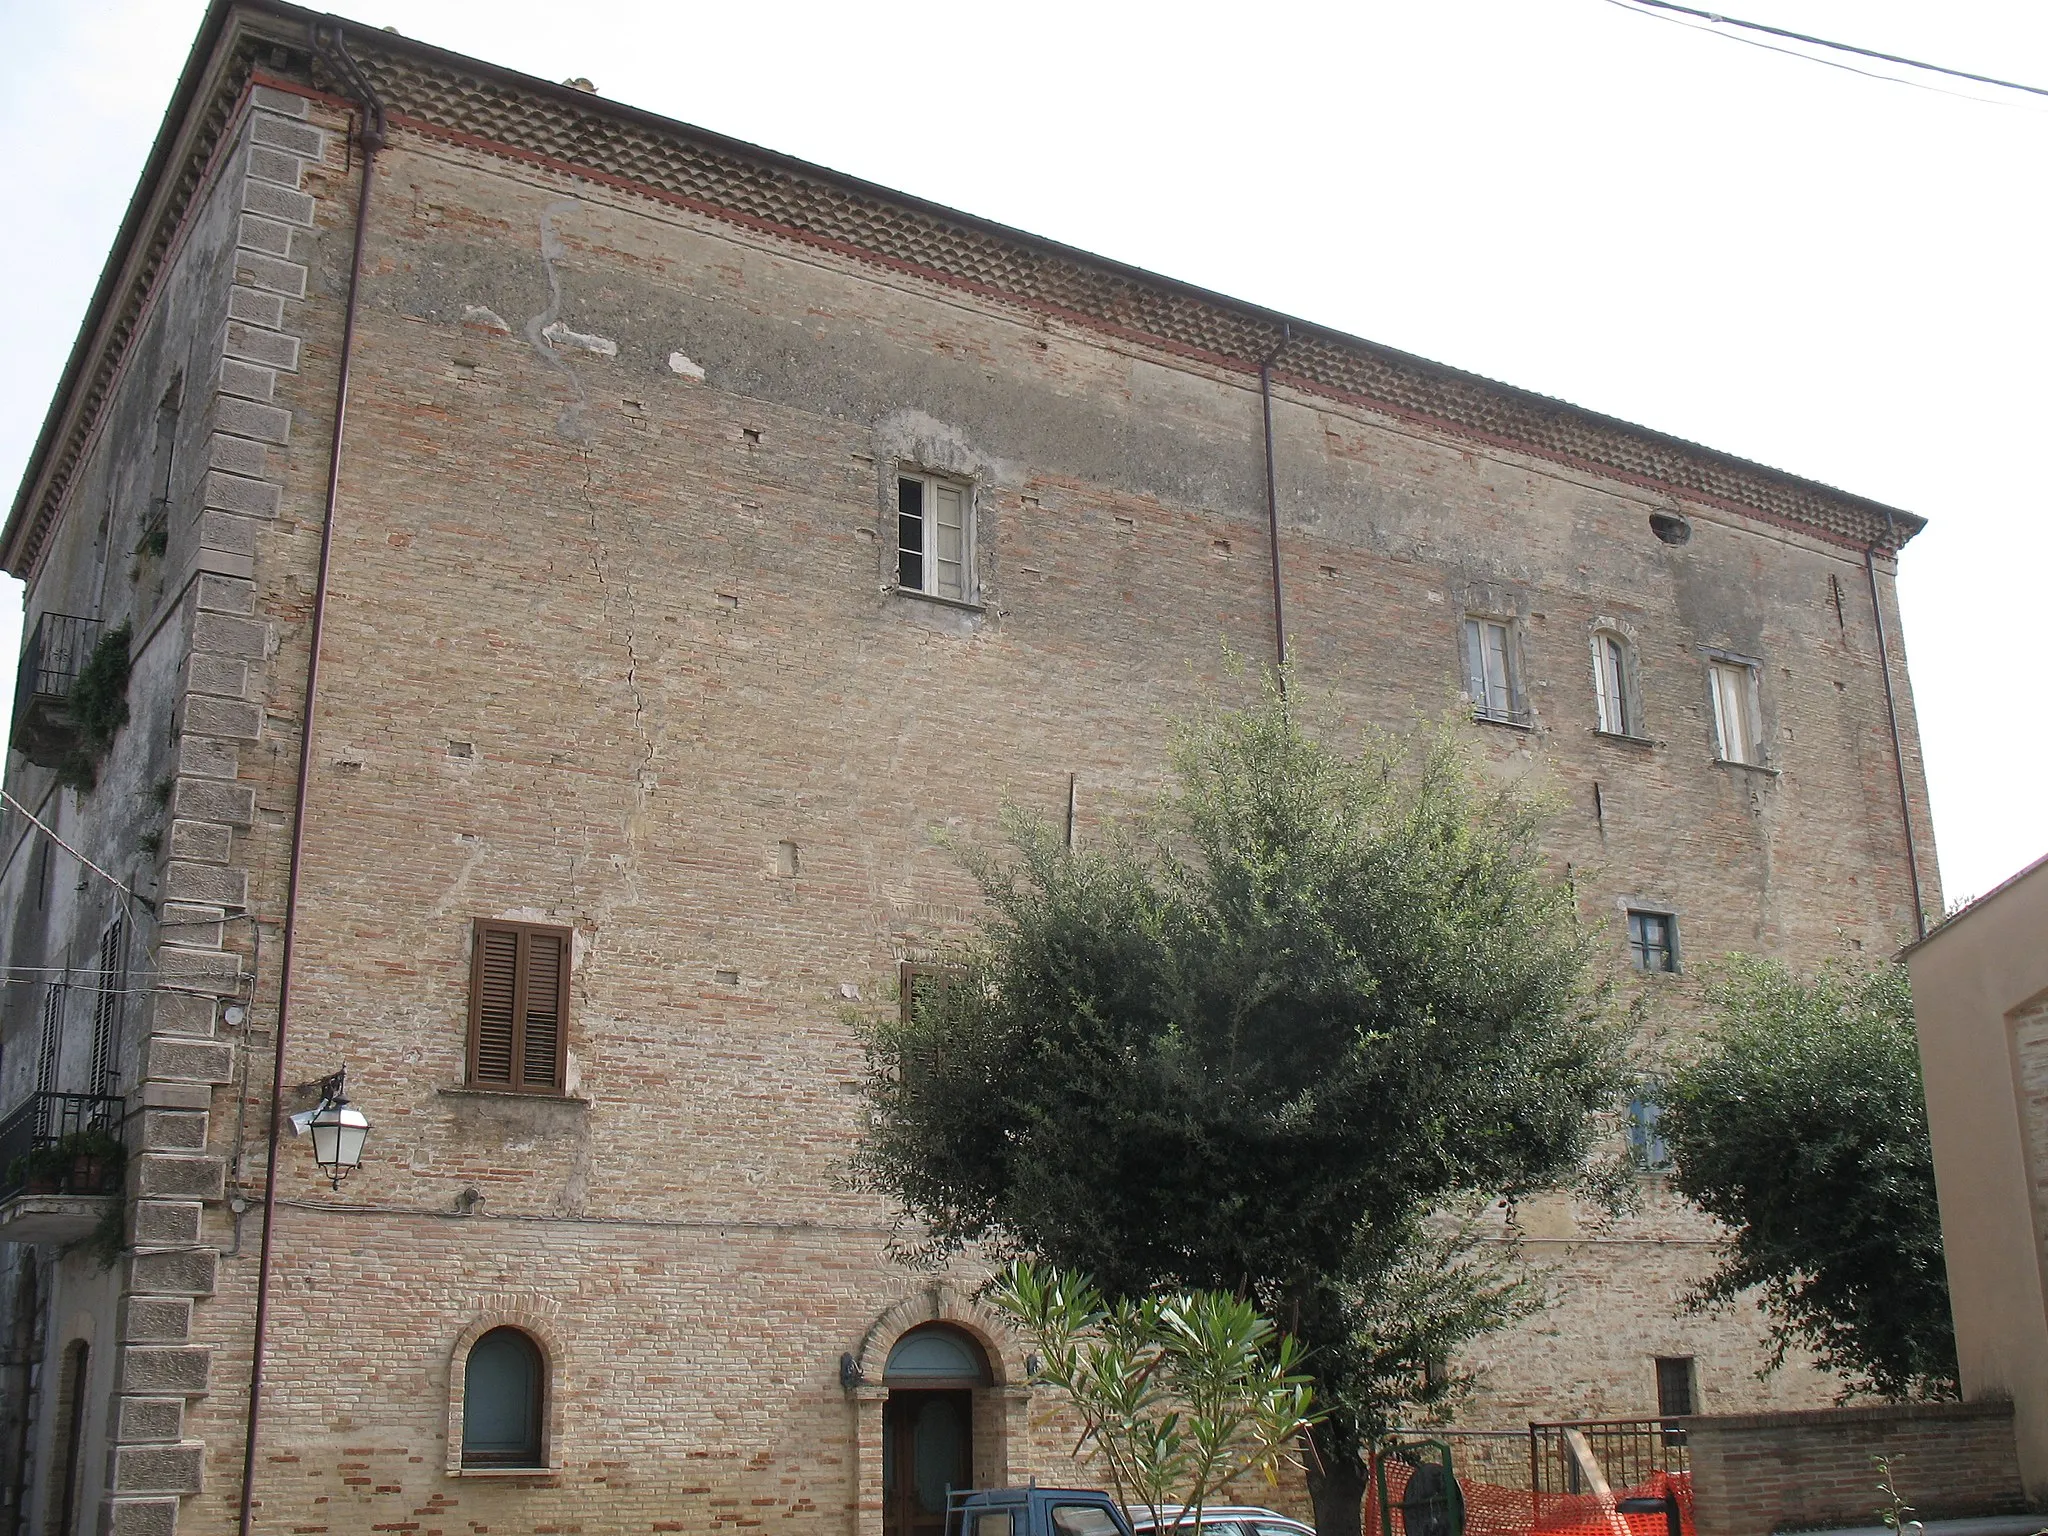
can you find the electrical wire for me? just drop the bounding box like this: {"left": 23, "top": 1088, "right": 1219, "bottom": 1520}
{"left": 1615, "top": 0, "right": 2048, "bottom": 99}
{"left": 1601, "top": 0, "right": 2048, "bottom": 107}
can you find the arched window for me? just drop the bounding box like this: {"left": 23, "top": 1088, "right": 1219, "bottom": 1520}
{"left": 461, "top": 1327, "right": 545, "bottom": 1468}
{"left": 1592, "top": 630, "right": 1637, "bottom": 737}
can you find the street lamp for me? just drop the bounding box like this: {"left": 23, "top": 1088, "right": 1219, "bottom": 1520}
{"left": 302, "top": 1068, "right": 370, "bottom": 1190}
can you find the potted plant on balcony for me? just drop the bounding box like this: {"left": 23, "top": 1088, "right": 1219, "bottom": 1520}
{"left": 6, "top": 1128, "right": 125, "bottom": 1197}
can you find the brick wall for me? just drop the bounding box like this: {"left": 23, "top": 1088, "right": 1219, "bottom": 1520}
{"left": 1687, "top": 1402, "right": 2031, "bottom": 1536}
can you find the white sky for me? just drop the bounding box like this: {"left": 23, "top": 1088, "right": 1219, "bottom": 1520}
{"left": 1, "top": 0, "right": 2043, "bottom": 907}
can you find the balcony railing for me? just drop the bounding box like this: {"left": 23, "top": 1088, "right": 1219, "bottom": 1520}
{"left": 9, "top": 612, "right": 105, "bottom": 767}
{"left": 0, "top": 1091, "right": 125, "bottom": 1202}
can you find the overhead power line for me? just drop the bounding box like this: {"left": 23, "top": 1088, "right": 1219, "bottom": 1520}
{"left": 1612, "top": 0, "right": 2048, "bottom": 100}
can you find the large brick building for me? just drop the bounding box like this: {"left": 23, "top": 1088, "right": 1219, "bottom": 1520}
{"left": 0, "top": 4, "right": 1940, "bottom": 1534}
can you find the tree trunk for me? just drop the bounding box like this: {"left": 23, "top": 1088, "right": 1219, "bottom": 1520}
{"left": 1305, "top": 1426, "right": 1370, "bottom": 1536}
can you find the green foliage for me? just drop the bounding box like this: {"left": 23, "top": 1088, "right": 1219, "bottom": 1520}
{"left": 6, "top": 1128, "right": 125, "bottom": 1194}
{"left": 858, "top": 678, "right": 1627, "bottom": 1533}
{"left": 1661, "top": 958, "right": 1957, "bottom": 1399}
{"left": 988, "top": 1259, "right": 1318, "bottom": 1528}
{"left": 1871, "top": 1456, "right": 1917, "bottom": 1535}
{"left": 57, "top": 622, "right": 133, "bottom": 793}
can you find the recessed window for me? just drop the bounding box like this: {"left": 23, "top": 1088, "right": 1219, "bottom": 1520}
{"left": 1627, "top": 1088, "right": 1672, "bottom": 1170}
{"left": 1627, "top": 910, "right": 1677, "bottom": 973}
{"left": 1592, "top": 631, "right": 1637, "bottom": 737}
{"left": 897, "top": 471, "right": 972, "bottom": 602}
{"left": 461, "top": 1327, "right": 545, "bottom": 1468}
{"left": 1654, "top": 1356, "right": 1696, "bottom": 1417}
{"left": 1649, "top": 511, "right": 1692, "bottom": 546}
{"left": 466, "top": 920, "right": 572, "bottom": 1092}
{"left": 1707, "top": 660, "right": 1762, "bottom": 766}
{"left": 1462, "top": 616, "right": 1526, "bottom": 725}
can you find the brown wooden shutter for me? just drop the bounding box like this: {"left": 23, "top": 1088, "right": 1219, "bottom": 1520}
{"left": 467, "top": 920, "right": 571, "bottom": 1092}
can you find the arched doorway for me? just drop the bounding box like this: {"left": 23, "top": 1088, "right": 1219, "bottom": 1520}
{"left": 882, "top": 1325, "right": 991, "bottom": 1536}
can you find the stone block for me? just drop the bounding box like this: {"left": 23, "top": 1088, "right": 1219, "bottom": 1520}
{"left": 165, "top": 819, "right": 233, "bottom": 863}
{"left": 170, "top": 776, "right": 255, "bottom": 825}
{"left": 192, "top": 612, "right": 270, "bottom": 658}
{"left": 246, "top": 143, "right": 306, "bottom": 187}
{"left": 185, "top": 653, "right": 248, "bottom": 699}
{"left": 243, "top": 177, "right": 315, "bottom": 226}
{"left": 202, "top": 468, "right": 281, "bottom": 517}
{"left": 182, "top": 695, "right": 263, "bottom": 741}
{"left": 127, "top": 1247, "right": 217, "bottom": 1298}
{"left": 120, "top": 1342, "right": 212, "bottom": 1391}
{"left": 251, "top": 112, "right": 325, "bottom": 157}
{"left": 231, "top": 249, "right": 307, "bottom": 302}
{"left": 226, "top": 284, "right": 286, "bottom": 330}
{"left": 121, "top": 1299, "right": 194, "bottom": 1346}
{"left": 175, "top": 735, "right": 240, "bottom": 780}
{"left": 197, "top": 510, "right": 259, "bottom": 558}
{"left": 131, "top": 1201, "right": 203, "bottom": 1246}
{"left": 250, "top": 84, "right": 311, "bottom": 118}
{"left": 196, "top": 573, "right": 257, "bottom": 614}
{"left": 150, "top": 989, "right": 219, "bottom": 1036}
{"left": 207, "top": 430, "right": 270, "bottom": 477}
{"left": 161, "top": 862, "right": 248, "bottom": 911}
{"left": 143, "top": 1035, "right": 235, "bottom": 1084}
{"left": 135, "top": 1155, "right": 225, "bottom": 1201}
{"left": 214, "top": 395, "right": 291, "bottom": 445}
{"left": 112, "top": 1442, "right": 204, "bottom": 1496}
{"left": 115, "top": 1396, "right": 186, "bottom": 1443}
{"left": 222, "top": 322, "right": 300, "bottom": 372}
{"left": 140, "top": 1110, "right": 208, "bottom": 1153}
{"left": 216, "top": 356, "right": 277, "bottom": 401}
{"left": 108, "top": 1497, "right": 180, "bottom": 1536}
{"left": 138, "top": 1084, "right": 210, "bottom": 1111}
{"left": 236, "top": 213, "right": 293, "bottom": 257}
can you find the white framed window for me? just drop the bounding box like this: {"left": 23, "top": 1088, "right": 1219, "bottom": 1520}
{"left": 1462, "top": 616, "right": 1525, "bottom": 724}
{"left": 896, "top": 471, "right": 972, "bottom": 603}
{"left": 1707, "top": 660, "right": 1762, "bottom": 765}
{"left": 1592, "top": 631, "right": 1636, "bottom": 737}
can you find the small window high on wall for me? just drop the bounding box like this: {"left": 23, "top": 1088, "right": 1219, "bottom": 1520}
{"left": 897, "top": 472, "right": 972, "bottom": 602}
{"left": 1592, "top": 631, "right": 1637, "bottom": 738}
{"left": 466, "top": 920, "right": 572, "bottom": 1092}
{"left": 462, "top": 1327, "right": 545, "bottom": 1468}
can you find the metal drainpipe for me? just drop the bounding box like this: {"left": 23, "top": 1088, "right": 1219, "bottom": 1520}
{"left": 235, "top": 24, "right": 385, "bottom": 1536}
{"left": 1864, "top": 520, "right": 1927, "bottom": 941}
{"left": 1259, "top": 325, "right": 1292, "bottom": 686}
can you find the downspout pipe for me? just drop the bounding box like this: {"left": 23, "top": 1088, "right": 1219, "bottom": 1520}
{"left": 1865, "top": 522, "right": 1927, "bottom": 941}
{"left": 236, "top": 23, "right": 385, "bottom": 1536}
{"left": 1259, "top": 324, "right": 1292, "bottom": 686}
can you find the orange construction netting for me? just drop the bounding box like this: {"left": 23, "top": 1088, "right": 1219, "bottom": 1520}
{"left": 1376, "top": 1457, "right": 1695, "bottom": 1536}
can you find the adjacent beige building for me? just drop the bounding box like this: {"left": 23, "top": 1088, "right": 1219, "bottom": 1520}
{"left": 1906, "top": 851, "right": 2048, "bottom": 1505}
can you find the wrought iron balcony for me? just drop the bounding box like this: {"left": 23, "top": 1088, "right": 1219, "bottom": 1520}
{"left": 0, "top": 1092, "right": 124, "bottom": 1243}
{"left": 9, "top": 612, "right": 105, "bottom": 767}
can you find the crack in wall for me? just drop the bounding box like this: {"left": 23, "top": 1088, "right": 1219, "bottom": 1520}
{"left": 578, "top": 444, "right": 656, "bottom": 912}
{"left": 524, "top": 198, "right": 592, "bottom": 442}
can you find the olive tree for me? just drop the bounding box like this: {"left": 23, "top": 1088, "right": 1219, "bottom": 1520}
{"left": 858, "top": 682, "right": 1628, "bottom": 1536}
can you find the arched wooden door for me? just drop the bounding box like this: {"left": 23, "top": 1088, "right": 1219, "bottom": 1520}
{"left": 881, "top": 1326, "right": 990, "bottom": 1536}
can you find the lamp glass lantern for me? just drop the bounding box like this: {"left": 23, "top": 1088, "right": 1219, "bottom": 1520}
{"left": 307, "top": 1091, "right": 370, "bottom": 1190}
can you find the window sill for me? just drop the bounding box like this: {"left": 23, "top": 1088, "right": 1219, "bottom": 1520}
{"left": 1472, "top": 710, "right": 1534, "bottom": 733}
{"left": 450, "top": 1466, "right": 559, "bottom": 1483}
{"left": 1592, "top": 730, "right": 1656, "bottom": 750}
{"left": 1712, "top": 758, "right": 1779, "bottom": 778}
{"left": 884, "top": 585, "right": 986, "bottom": 615}
{"left": 438, "top": 1086, "right": 589, "bottom": 1106}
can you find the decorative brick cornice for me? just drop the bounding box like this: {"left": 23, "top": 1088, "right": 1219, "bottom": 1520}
{"left": 2, "top": 0, "right": 1926, "bottom": 580}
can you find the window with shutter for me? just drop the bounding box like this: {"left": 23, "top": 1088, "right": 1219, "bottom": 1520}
{"left": 466, "top": 920, "right": 572, "bottom": 1092}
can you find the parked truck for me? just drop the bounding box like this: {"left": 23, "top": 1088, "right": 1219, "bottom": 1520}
{"left": 945, "top": 1487, "right": 1134, "bottom": 1536}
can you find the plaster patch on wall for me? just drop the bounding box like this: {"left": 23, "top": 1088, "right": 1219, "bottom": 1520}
{"left": 543, "top": 320, "right": 619, "bottom": 357}
{"left": 667, "top": 351, "right": 706, "bottom": 380}
{"left": 461, "top": 305, "right": 511, "bottom": 333}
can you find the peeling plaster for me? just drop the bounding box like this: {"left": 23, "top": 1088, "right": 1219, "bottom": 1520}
{"left": 667, "top": 351, "right": 706, "bottom": 380}
{"left": 544, "top": 320, "right": 618, "bottom": 357}
{"left": 461, "top": 305, "right": 511, "bottom": 333}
